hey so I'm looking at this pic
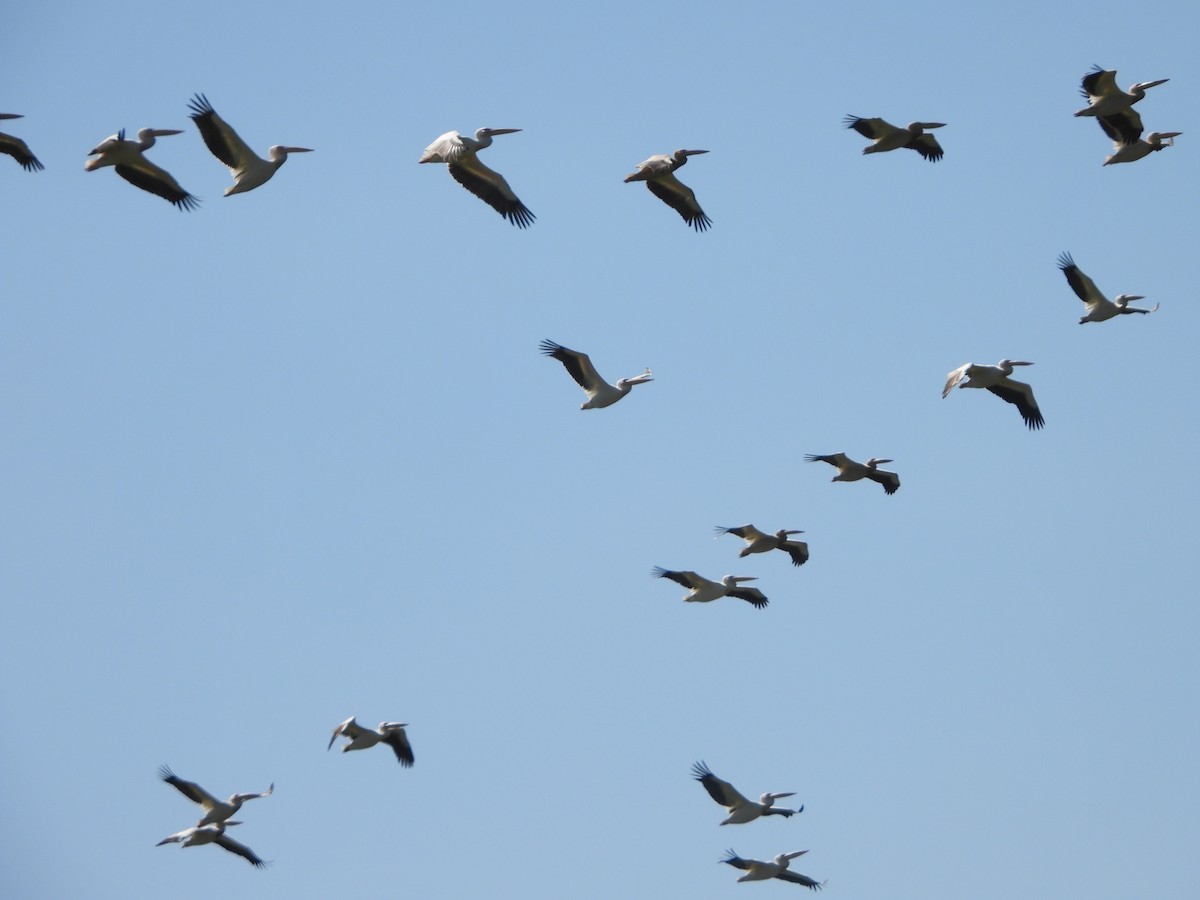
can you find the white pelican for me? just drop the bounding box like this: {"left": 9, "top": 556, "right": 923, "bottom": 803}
{"left": 0, "top": 114, "right": 43, "bottom": 171}
{"left": 188, "top": 94, "right": 312, "bottom": 195}
{"left": 721, "top": 849, "right": 824, "bottom": 888}
{"left": 714, "top": 525, "right": 808, "bottom": 566}
{"left": 328, "top": 716, "right": 414, "bottom": 766}
{"left": 844, "top": 116, "right": 945, "bottom": 161}
{"left": 692, "top": 762, "right": 802, "bottom": 825}
{"left": 156, "top": 822, "right": 267, "bottom": 868}
{"left": 1100, "top": 126, "right": 1181, "bottom": 166}
{"left": 653, "top": 568, "right": 768, "bottom": 609}
{"left": 419, "top": 128, "right": 534, "bottom": 227}
{"left": 85, "top": 127, "right": 199, "bottom": 210}
{"left": 1074, "top": 67, "right": 1168, "bottom": 131}
{"left": 1058, "top": 253, "right": 1157, "bottom": 323}
{"left": 623, "top": 149, "right": 711, "bottom": 231}
{"left": 539, "top": 340, "right": 652, "bottom": 409}
{"left": 159, "top": 766, "right": 273, "bottom": 827}
{"left": 943, "top": 360, "right": 1044, "bottom": 430}
{"left": 804, "top": 453, "right": 899, "bottom": 494}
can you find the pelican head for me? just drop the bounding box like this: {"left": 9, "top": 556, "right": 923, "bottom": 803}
{"left": 910, "top": 122, "right": 945, "bottom": 131}
{"left": 135, "top": 127, "right": 183, "bottom": 149}
{"left": 269, "top": 145, "right": 314, "bottom": 163}
{"left": 380, "top": 721, "right": 409, "bottom": 730}
{"left": 866, "top": 457, "right": 893, "bottom": 468}
{"left": 478, "top": 127, "right": 521, "bottom": 139}
{"left": 761, "top": 791, "right": 796, "bottom": 805}
{"left": 1113, "top": 294, "right": 1145, "bottom": 308}
{"left": 1000, "top": 359, "right": 1034, "bottom": 369}
{"left": 723, "top": 575, "right": 757, "bottom": 586}
{"left": 617, "top": 369, "right": 654, "bottom": 389}
{"left": 0, "top": 113, "right": 23, "bottom": 121}
{"left": 1132, "top": 78, "right": 1169, "bottom": 94}
{"left": 677, "top": 149, "right": 709, "bottom": 157}
{"left": 776, "top": 529, "right": 804, "bottom": 538}
{"left": 1150, "top": 131, "right": 1182, "bottom": 145}
{"left": 776, "top": 850, "right": 809, "bottom": 864}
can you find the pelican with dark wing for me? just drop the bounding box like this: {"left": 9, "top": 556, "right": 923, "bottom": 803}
{"left": 943, "top": 360, "right": 1044, "bottom": 430}
{"left": 714, "top": 525, "right": 808, "bottom": 566}
{"left": 692, "top": 762, "right": 802, "bottom": 825}
{"left": 187, "top": 94, "right": 312, "bottom": 195}
{"left": 805, "top": 453, "right": 899, "bottom": 494}
{"left": 84, "top": 127, "right": 199, "bottom": 210}
{"left": 159, "top": 766, "right": 273, "bottom": 827}
{"left": 1075, "top": 67, "right": 1168, "bottom": 132}
{"left": 624, "top": 149, "right": 711, "bottom": 231}
{"left": 0, "top": 114, "right": 43, "bottom": 171}
{"left": 721, "top": 849, "right": 824, "bottom": 888}
{"left": 1100, "top": 126, "right": 1181, "bottom": 166}
{"left": 419, "top": 128, "right": 534, "bottom": 227}
{"left": 328, "top": 717, "right": 414, "bottom": 766}
{"left": 156, "top": 822, "right": 267, "bottom": 868}
{"left": 1058, "top": 253, "right": 1157, "bottom": 323}
{"left": 539, "top": 340, "right": 652, "bottom": 409}
{"left": 653, "top": 568, "right": 768, "bottom": 609}
{"left": 844, "top": 116, "right": 945, "bottom": 161}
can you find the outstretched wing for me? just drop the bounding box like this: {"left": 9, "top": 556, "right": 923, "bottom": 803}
{"left": 159, "top": 766, "right": 219, "bottom": 810}
{"left": 382, "top": 726, "right": 415, "bottom": 767}
{"left": 214, "top": 832, "right": 268, "bottom": 868}
{"left": 692, "top": 761, "right": 750, "bottom": 809}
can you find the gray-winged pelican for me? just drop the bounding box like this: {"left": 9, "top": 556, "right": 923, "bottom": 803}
{"left": 624, "top": 149, "right": 711, "bottom": 231}
{"left": 714, "top": 525, "right": 809, "bottom": 566}
{"left": 188, "top": 94, "right": 312, "bottom": 195}
{"left": 844, "top": 116, "right": 945, "bottom": 161}
{"left": 692, "top": 762, "right": 802, "bottom": 825}
{"left": 328, "top": 717, "right": 414, "bottom": 766}
{"left": 1099, "top": 125, "right": 1181, "bottom": 166}
{"left": 156, "top": 821, "right": 267, "bottom": 868}
{"left": 1058, "top": 253, "right": 1157, "bottom": 323}
{"left": 85, "top": 127, "right": 199, "bottom": 210}
{"left": 1075, "top": 67, "right": 1168, "bottom": 131}
{"left": 943, "top": 360, "right": 1044, "bottom": 429}
{"left": 721, "top": 849, "right": 824, "bottom": 888}
{"left": 653, "top": 568, "right": 768, "bottom": 609}
{"left": 539, "top": 340, "right": 652, "bottom": 409}
{"left": 159, "top": 766, "right": 273, "bottom": 827}
{"left": 804, "top": 453, "right": 899, "bottom": 494}
{"left": 419, "top": 128, "right": 534, "bottom": 227}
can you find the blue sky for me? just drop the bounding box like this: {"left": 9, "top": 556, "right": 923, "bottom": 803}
{"left": 2, "top": 1, "right": 1198, "bottom": 897}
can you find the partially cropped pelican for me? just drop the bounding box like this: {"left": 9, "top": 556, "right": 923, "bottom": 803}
{"left": 328, "top": 716, "right": 414, "bottom": 766}
{"left": 85, "top": 127, "right": 198, "bottom": 210}
{"left": 714, "top": 525, "right": 808, "bottom": 566}
{"left": 0, "top": 114, "right": 43, "bottom": 171}
{"left": 419, "top": 128, "right": 534, "bottom": 227}
{"left": 943, "top": 360, "right": 1044, "bottom": 430}
{"left": 721, "top": 849, "right": 824, "bottom": 888}
{"left": 159, "top": 766, "right": 273, "bottom": 827}
{"left": 1100, "top": 126, "right": 1181, "bottom": 166}
{"left": 624, "top": 149, "right": 711, "bottom": 231}
{"left": 653, "top": 568, "right": 768, "bottom": 609}
{"left": 692, "top": 762, "right": 802, "bottom": 825}
{"left": 1058, "top": 253, "right": 1157, "bottom": 323}
{"left": 844, "top": 116, "right": 945, "bottom": 161}
{"left": 1075, "top": 67, "right": 1168, "bottom": 128}
{"left": 156, "top": 822, "right": 267, "bottom": 868}
{"left": 539, "top": 340, "right": 652, "bottom": 409}
{"left": 188, "top": 94, "right": 312, "bottom": 195}
{"left": 805, "top": 453, "right": 899, "bottom": 494}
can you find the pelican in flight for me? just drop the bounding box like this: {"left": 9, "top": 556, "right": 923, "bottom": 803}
{"left": 1058, "top": 253, "right": 1157, "bottom": 323}
{"left": 159, "top": 766, "right": 273, "bottom": 827}
{"left": 844, "top": 116, "right": 945, "bottom": 161}
{"left": 0, "top": 114, "right": 43, "bottom": 171}
{"left": 1075, "top": 67, "right": 1168, "bottom": 135}
{"left": 692, "top": 762, "right": 802, "bottom": 825}
{"left": 943, "top": 360, "right": 1044, "bottom": 430}
{"left": 84, "top": 127, "right": 199, "bottom": 210}
{"left": 539, "top": 340, "right": 652, "bottom": 409}
{"left": 188, "top": 94, "right": 312, "bottom": 195}
{"left": 328, "top": 717, "right": 414, "bottom": 766}
{"left": 624, "top": 149, "right": 711, "bottom": 231}
{"left": 1099, "top": 125, "right": 1181, "bottom": 166}
{"left": 721, "top": 849, "right": 824, "bottom": 888}
{"left": 156, "top": 822, "right": 267, "bottom": 868}
{"left": 653, "top": 568, "right": 768, "bottom": 609}
{"left": 805, "top": 453, "right": 899, "bottom": 495}
{"left": 714, "top": 525, "right": 808, "bottom": 566}
{"left": 419, "top": 128, "right": 534, "bottom": 227}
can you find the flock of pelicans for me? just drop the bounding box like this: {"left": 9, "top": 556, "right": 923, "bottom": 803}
{"left": 3, "top": 64, "right": 1174, "bottom": 886}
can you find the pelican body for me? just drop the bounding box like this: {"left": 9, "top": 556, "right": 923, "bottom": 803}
{"left": 714, "top": 525, "right": 808, "bottom": 566}
{"left": 0, "top": 114, "right": 43, "bottom": 171}
{"left": 844, "top": 116, "right": 945, "bottom": 161}
{"left": 1102, "top": 130, "right": 1181, "bottom": 166}
{"left": 419, "top": 128, "right": 534, "bottom": 227}
{"left": 156, "top": 821, "right": 267, "bottom": 868}
{"left": 1058, "top": 253, "right": 1156, "bottom": 323}
{"left": 721, "top": 849, "right": 823, "bottom": 888}
{"left": 692, "top": 761, "right": 802, "bottom": 825}
{"left": 1075, "top": 67, "right": 1168, "bottom": 121}
{"left": 805, "top": 453, "right": 899, "bottom": 494}
{"left": 943, "top": 360, "right": 1044, "bottom": 430}
{"left": 159, "top": 765, "right": 273, "bottom": 827}
{"left": 85, "top": 127, "right": 198, "bottom": 210}
{"left": 539, "top": 339, "right": 652, "bottom": 409}
{"left": 188, "top": 94, "right": 312, "bottom": 195}
{"left": 624, "top": 149, "right": 711, "bottom": 231}
{"left": 328, "top": 716, "right": 414, "bottom": 766}
{"left": 653, "top": 568, "right": 768, "bottom": 609}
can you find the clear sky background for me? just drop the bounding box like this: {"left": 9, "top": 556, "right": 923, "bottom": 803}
{"left": 2, "top": 2, "right": 1197, "bottom": 897}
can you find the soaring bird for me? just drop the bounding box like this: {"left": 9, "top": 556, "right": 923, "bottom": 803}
{"left": 328, "top": 717, "right": 414, "bottom": 766}
{"left": 419, "top": 128, "right": 534, "bottom": 227}
{"left": 624, "top": 149, "right": 711, "bottom": 231}
{"left": 0, "top": 114, "right": 43, "bottom": 171}
{"left": 84, "top": 127, "right": 198, "bottom": 210}
{"left": 158, "top": 766, "right": 273, "bottom": 827}
{"left": 844, "top": 116, "right": 945, "bottom": 161}
{"left": 653, "top": 568, "right": 768, "bottom": 609}
{"left": 1058, "top": 253, "right": 1157, "bottom": 323}
{"left": 692, "top": 761, "right": 802, "bottom": 825}
{"left": 539, "top": 340, "right": 652, "bottom": 409}
{"left": 714, "top": 525, "right": 808, "bottom": 566}
{"left": 943, "top": 360, "right": 1044, "bottom": 430}
{"left": 187, "top": 94, "right": 312, "bottom": 195}
{"left": 1075, "top": 66, "right": 1169, "bottom": 143}
{"left": 1099, "top": 124, "right": 1181, "bottom": 166}
{"left": 721, "top": 849, "right": 824, "bottom": 888}
{"left": 156, "top": 822, "right": 267, "bottom": 868}
{"left": 804, "top": 453, "right": 899, "bottom": 494}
